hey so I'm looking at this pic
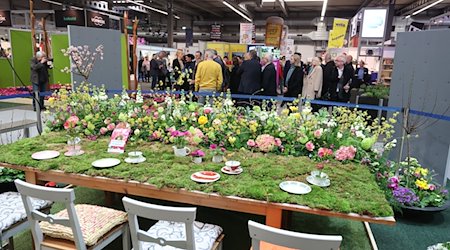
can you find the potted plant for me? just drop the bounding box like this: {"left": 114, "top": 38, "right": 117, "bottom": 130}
{"left": 64, "top": 115, "right": 84, "bottom": 156}
{"left": 210, "top": 144, "right": 225, "bottom": 163}
{"left": 171, "top": 130, "right": 191, "bottom": 157}
{"left": 0, "top": 167, "right": 25, "bottom": 192}
{"left": 191, "top": 149, "right": 205, "bottom": 164}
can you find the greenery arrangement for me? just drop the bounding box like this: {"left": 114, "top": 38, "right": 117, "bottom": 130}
{"left": 0, "top": 167, "right": 24, "bottom": 183}
{"left": 0, "top": 132, "right": 393, "bottom": 217}
{"left": 360, "top": 84, "right": 390, "bottom": 99}
{"left": 428, "top": 242, "right": 450, "bottom": 250}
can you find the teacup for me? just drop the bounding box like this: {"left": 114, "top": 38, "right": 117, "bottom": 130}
{"left": 225, "top": 161, "right": 241, "bottom": 171}
{"left": 128, "top": 151, "right": 143, "bottom": 160}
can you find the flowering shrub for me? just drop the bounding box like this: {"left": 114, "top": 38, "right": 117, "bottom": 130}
{"left": 251, "top": 134, "right": 282, "bottom": 153}
{"left": 191, "top": 149, "right": 205, "bottom": 158}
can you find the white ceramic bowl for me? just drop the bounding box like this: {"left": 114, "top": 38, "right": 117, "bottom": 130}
{"left": 225, "top": 161, "right": 241, "bottom": 171}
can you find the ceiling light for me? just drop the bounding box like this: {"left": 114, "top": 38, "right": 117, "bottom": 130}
{"left": 405, "top": 15, "right": 411, "bottom": 19}
{"left": 262, "top": 0, "right": 322, "bottom": 2}
{"left": 182, "top": 26, "right": 186, "bottom": 30}
{"left": 320, "top": 0, "right": 328, "bottom": 21}
{"left": 126, "top": 0, "right": 180, "bottom": 19}
{"left": 411, "top": 0, "right": 443, "bottom": 16}
{"left": 223, "top": 1, "right": 252, "bottom": 22}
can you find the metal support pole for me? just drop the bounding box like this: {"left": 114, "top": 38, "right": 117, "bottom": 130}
{"left": 167, "top": 0, "right": 174, "bottom": 48}
{"left": 377, "top": 98, "right": 384, "bottom": 124}
{"left": 34, "top": 91, "right": 43, "bottom": 135}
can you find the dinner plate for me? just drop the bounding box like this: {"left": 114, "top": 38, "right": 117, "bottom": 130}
{"left": 191, "top": 171, "right": 220, "bottom": 183}
{"left": 124, "top": 157, "right": 146, "bottom": 164}
{"left": 279, "top": 181, "right": 311, "bottom": 195}
{"left": 306, "top": 176, "right": 331, "bottom": 187}
{"left": 92, "top": 158, "right": 121, "bottom": 168}
{"left": 31, "top": 150, "right": 60, "bottom": 160}
{"left": 221, "top": 166, "right": 243, "bottom": 175}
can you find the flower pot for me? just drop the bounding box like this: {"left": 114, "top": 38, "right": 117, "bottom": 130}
{"left": 172, "top": 146, "right": 191, "bottom": 157}
{"left": 192, "top": 157, "right": 203, "bottom": 164}
{"left": 400, "top": 199, "right": 450, "bottom": 213}
{"left": 212, "top": 155, "right": 223, "bottom": 163}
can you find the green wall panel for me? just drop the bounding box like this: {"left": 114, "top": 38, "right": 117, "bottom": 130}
{"left": 10, "top": 30, "right": 33, "bottom": 86}
{"left": 121, "top": 34, "right": 128, "bottom": 89}
{"left": 51, "top": 34, "right": 71, "bottom": 84}
{"left": 0, "top": 59, "right": 14, "bottom": 88}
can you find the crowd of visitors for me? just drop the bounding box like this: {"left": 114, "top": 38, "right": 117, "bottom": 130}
{"left": 137, "top": 49, "right": 371, "bottom": 104}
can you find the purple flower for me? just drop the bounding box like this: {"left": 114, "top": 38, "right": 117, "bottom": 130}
{"left": 392, "top": 187, "right": 419, "bottom": 206}
{"left": 387, "top": 176, "right": 399, "bottom": 190}
{"left": 209, "top": 144, "right": 218, "bottom": 150}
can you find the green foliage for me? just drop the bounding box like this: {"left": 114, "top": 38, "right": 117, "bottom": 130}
{"left": 0, "top": 132, "right": 393, "bottom": 217}
{"left": 360, "top": 84, "right": 390, "bottom": 99}
{"left": 0, "top": 167, "right": 25, "bottom": 183}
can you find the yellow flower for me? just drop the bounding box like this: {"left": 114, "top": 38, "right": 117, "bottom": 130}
{"left": 415, "top": 179, "right": 429, "bottom": 190}
{"left": 181, "top": 116, "right": 187, "bottom": 122}
{"left": 414, "top": 167, "right": 428, "bottom": 176}
{"left": 281, "top": 109, "right": 290, "bottom": 116}
{"left": 289, "top": 106, "right": 298, "bottom": 112}
{"left": 198, "top": 116, "right": 208, "bottom": 125}
{"left": 228, "top": 136, "right": 236, "bottom": 144}
{"left": 48, "top": 97, "right": 55, "bottom": 104}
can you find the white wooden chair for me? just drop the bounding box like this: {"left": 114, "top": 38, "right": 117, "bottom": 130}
{"left": 122, "top": 196, "right": 224, "bottom": 250}
{"left": 0, "top": 191, "right": 52, "bottom": 250}
{"left": 14, "top": 180, "right": 130, "bottom": 250}
{"left": 248, "top": 220, "right": 342, "bottom": 250}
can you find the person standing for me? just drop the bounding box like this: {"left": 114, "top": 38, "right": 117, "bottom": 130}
{"left": 195, "top": 49, "right": 223, "bottom": 104}
{"left": 142, "top": 56, "right": 150, "bottom": 83}
{"left": 138, "top": 56, "right": 144, "bottom": 82}
{"left": 149, "top": 54, "right": 159, "bottom": 88}
{"left": 229, "top": 56, "right": 242, "bottom": 94}
{"left": 302, "top": 57, "right": 323, "bottom": 99}
{"left": 321, "top": 52, "right": 336, "bottom": 99}
{"left": 30, "top": 51, "right": 49, "bottom": 111}
{"left": 237, "top": 50, "right": 262, "bottom": 95}
{"left": 283, "top": 54, "right": 304, "bottom": 98}
{"left": 172, "top": 49, "right": 185, "bottom": 82}
{"left": 260, "top": 53, "right": 277, "bottom": 97}
{"left": 212, "top": 50, "right": 229, "bottom": 91}
{"left": 157, "top": 51, "right": 168, "bottom": 88}
{"left": 345, "top": 55, "right": 355, "bottom": 81}
{"left": 354, "top": 60, "right": 370, "bottom": 88}
{"left": 182, "top": 54, "right": 195, "bottom": 91}
{"left": 333, "top": 55, "right": 353, "bottom": 102}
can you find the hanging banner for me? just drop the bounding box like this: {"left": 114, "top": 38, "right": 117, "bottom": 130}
{"left": 55, "top": 10, "right": 85, "bottom": 27}
{"left": 210, "top": 24, "right": 222, "bottom": 40}
{"left": 185, "top": 28, "right": 193, "bottom": 46}
{"left": 265, "top": 23, "right": 283, "bottom": 47}
{"left": 86, "top": 11, "right": 110, "bottom": 29}
{"left": 361, "top": 8, "right": 388, "bottom": 38}
{"left": 327, "top": 18, "right": 349, "bottom": 48}
{"left": 240, "top": 23, "right": 253, "bottom": 44}
{"left": 0, "top": 10, "right": 12, "bottom": 27}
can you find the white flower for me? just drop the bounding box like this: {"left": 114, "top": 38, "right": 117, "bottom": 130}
{"left": 161, "top": 115, "right": 166, "bottom": 121}
{"left": 384, "top": 139, "right": 397, "bottom": 150}
{"left": 355, "top": 130, "right": 366, "bottom": 139}
{"left": 337, "top": 132, "right": 343, "bottom": 139}
{"left": 224, "top": 98, "right": 234, "bottom": 107}
{"left": 301, "top": 107, "right": 312, "bottom": 115}
{"left": 259, "top": 112, "right": 269, "bottom": 121}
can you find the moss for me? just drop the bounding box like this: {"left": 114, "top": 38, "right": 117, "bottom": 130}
{"left": 0, "top": 132, "right": 393, "bottom": 217}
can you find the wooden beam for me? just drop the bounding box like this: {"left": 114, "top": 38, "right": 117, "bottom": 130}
{"left": 29, "top": 0, "right": 37, "bottom": 53}
{"left": 124, "top": 11, "right": 131, "bottom": 90}
{"left": 132, "top": 16, "right": 139, "bottom": 90}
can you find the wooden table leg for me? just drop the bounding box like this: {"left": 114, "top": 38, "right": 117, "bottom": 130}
{"left": 282, "top": 210, "right": 293, "bottom": 229}
{"left": 25, "top": 171, "right": 38, "bottom": 184}
{"left": 266, "top": 207, "right": 283, "bottom": 228}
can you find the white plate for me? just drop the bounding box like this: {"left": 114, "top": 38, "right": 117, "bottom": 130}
{"left": 221, "top": 166, "right": 243, "bottom": 175}
{"left": 64, "top": 150, "right": 85, "bottom": 157}
{"left": 191, "top": 171, "right": 220, "bottom": 183}
{"left": 32, "top": 150, "right": 60, "bottom": 160}
{"left": 125, "top": 157, "right": 146, "bottom": 164}
{"left": 279, "top": 181, "right": 311, "bottom": 195}
{"left": 92, "top": 158, "right": 121, "bottom": 168}
{"left": 306, "top": 176, "right": 331, "bottom": 187}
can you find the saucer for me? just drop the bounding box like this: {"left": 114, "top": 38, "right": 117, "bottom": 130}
{"left": 221, "top": 166, "right": 243, "bottom": 175}
{"left": 279, "top": 181, "right": 311, "bottom": 195}
{"left": 125, "top": 157, "right": 146, "bottom": 164}
{"left": 306, "top": 176, "right": 330, "bottom": 187}
{"left": 92, "top": 158, "right": 121, "bottom": 168}
{"left": 191, "top": 171, "right": 220, "bottom": 183}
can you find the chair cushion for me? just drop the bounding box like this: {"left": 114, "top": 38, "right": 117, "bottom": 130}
{"left": 141, "top": 220, "right": 223, "bottom": 250}
{"left": 259, "top": 241, "right": 296, "bottom": 250}
{"left": 40, "top": 204, "right": 127, "bottom": 246}
{"left": 0, "top": 192, "right": 52, "bottom": 233}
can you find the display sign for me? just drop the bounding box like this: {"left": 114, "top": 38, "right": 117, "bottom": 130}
{"left": 350, "top": 16, "right": 358, "bottom": 37}
{"left": 240, "top": 23, "right": 254, "bottom": 44}
{"left": 108, "top": 124, "right": 131, "bottom": 154}
{"left": 86, "top": 11, "right": 109, "bottom": 29}
{"left": 55, "top": 10, "right": 85, "bottom": 27}
{"left": 210, "top": 24, "right": 222, "bottom": 40}
{"left": 0, "top": 10, "right": 12, "bottom": 27}
{"left": 328, "top": 18, "right": 349, "bottom": 48}
{"left": 265, "top": 23, "right": 283, "bottom": 47}
{"left": 361, "top": 8, "right": 388, "bottom": 38}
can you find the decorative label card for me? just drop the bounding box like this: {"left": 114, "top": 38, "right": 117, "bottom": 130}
{"left": 108, "top": 123, "right": 131, "bottom": 153}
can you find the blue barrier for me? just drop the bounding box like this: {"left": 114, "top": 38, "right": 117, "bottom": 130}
{"left": 1, "top": 88, "right": 450, "bottom": 123}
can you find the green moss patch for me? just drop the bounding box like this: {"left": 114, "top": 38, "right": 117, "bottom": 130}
{"left": 0, "top": 133, "right": 393, "bottom": 217}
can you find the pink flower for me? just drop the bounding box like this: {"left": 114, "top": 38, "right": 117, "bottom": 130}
{"left": 64, "top": 115, "right": 79, "bottom": 130}
{"left": 334, "top": 146, "right": 357, "bottom": 161}
{"left": 314, "top": 129, "right": 323, "bottom": 138}
{"left": 429, "top": 184, "right": 436, "bottom": 191}
{"left": 204, "top": 107, "right": 213, "bottom": 114}
{"left": 167, "top": 127, "right": 176, "bottom": 133}
{"left": 318, "top": 147, "right": 333, "bottom": 158}
{"left": 255, "top": 134, "right": 277, "bottom": 152}
{"left": 316, "top": 163, "right": 324, "bottom": 171}
{"left": 306, "top": 141, "right": 315, "bottom": 152}
{"left": 247, "top": 139, "right": 256, "bottom": 147}
{"left": 107, "top": 123, "right": 115, "bottom": 131}
{"left": 209, "top": 144, "right": 218, "bottom": 150}
{"left": 99, "top": 127, "right": 108, "bottom": 135}
{"left": 275, "top": 138, "right": 282, "bottom": 147}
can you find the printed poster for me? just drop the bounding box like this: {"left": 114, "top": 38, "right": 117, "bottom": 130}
{"left": 240, "top": 23, "right": 254, "bottom": 44}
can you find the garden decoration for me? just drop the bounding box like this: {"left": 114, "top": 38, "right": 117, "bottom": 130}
{"left": 191, "top": 149, "right": 205, "bottom": 164}
{"left": 210, "top": 144, "right": 225, "bottom": 163}
{"left": 171, "top": 129, "right": 190, "bottom": 157}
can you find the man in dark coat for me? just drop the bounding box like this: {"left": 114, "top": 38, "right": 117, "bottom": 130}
{"left": 260, "top": 53, "right": 277, "bottom": 96}
{"left": 211, "top": 50, "right": 229, "bottom": 91}
{"left": 321, "top": 52, "right": 336, "bottom": 99}
{"left": 332, "top": 55, "right": 353, "bottom": 102}
{"left": 229, "top": 56, "right": 242, "bottom": 94}
{"left": 237, "top": 50, "right": 262, "bottom": 95}
{"left": 30, "top": 51, "right": 49, "bottom": 111}
{"left": 354, "top": 60, "right": 370, "bottom": 88}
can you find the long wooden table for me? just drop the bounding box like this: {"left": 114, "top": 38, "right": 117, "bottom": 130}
{"left": 1, "top": 163, "right": 396, "bottom": 228}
